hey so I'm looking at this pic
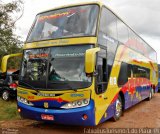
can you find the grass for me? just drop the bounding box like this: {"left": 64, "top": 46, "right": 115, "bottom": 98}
{"left": 0, "top": 99, "right": 20, "bottom": 121}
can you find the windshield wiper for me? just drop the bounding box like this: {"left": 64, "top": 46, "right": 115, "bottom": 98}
{"left": 19, "top": 80, "right": 39, "bottom": 92}
{"left": 49, "top": 81, "right": 77, "bottom": 92}
{"left": 65, "top": 82, "right": 77, "bottom": 92}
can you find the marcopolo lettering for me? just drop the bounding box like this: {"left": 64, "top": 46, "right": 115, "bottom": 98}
{"left": 71, "top": 94, "right": 84, "bottom": 97}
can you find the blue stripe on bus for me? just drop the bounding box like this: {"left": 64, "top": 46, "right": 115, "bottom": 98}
{"left": 18, "top": 99, "right": 95, "bottom": 126}
{"left": 99, "top": 84, "right": 155, "bottom": 124}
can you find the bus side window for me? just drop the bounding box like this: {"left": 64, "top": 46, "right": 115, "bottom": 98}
{"left": 97, "top": 57, "right": 107, "bottom": 83}
{"left": 96, "top": 49, "right": 107, "bottom": 94}
{"left": 133, "top": 65, "right": 138, "bottom": 78}
{"left": 97, "top": 57, "right": 103, "bottom": 83}
{"left": 118, "top": 62, "right": 131, "bottom": 86}
{"left": 128, "top": 64, "right": 132, "bottom": 78}
{"left": 132, "top": 65, "right": 150, "bottom": 79}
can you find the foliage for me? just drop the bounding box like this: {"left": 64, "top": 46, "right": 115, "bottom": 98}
{"left": 0, "top": 0, "right": 23, "bottom": 69}
{"left": 0, "top": 99, "right": 20, "bottom": 120}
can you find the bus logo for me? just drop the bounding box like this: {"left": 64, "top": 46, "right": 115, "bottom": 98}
{"left": 71, "top": 94, "right": 84, "bottom": 97}
{"left": 44, "top": 102, "right": 49, "bottom": 108}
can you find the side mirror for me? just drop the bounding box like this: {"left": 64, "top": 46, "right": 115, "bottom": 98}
{"left": 1, "top": 53, "right": 22, "bottom": 73}
{"left": 85, "top": 47, "right": 100, "bottom": 74}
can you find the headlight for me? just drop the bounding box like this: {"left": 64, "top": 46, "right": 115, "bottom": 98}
{"left": 61, "top": 99, "right": 90, "bottom": 109}
{"left": 17, "top": 96, "right": 34, "bottom": 106}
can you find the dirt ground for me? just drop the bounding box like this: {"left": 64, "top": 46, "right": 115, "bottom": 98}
{"left": 0, "top": 93, "right": 160, "bottom": 134}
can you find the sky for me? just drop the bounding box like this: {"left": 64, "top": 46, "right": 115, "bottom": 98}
{"left": 10, "top": 0, "right": 160, "bottom": 63}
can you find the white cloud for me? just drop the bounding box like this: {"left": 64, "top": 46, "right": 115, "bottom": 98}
{"left": 15, "top": 0, "right": 96, "bottom": 41}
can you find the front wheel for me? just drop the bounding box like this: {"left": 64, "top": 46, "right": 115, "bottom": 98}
{"left": 2, "top": 90, "right": 10, "bottom": 101}
{"left": 112, "top": 96, "right": 123, "bottom": 121}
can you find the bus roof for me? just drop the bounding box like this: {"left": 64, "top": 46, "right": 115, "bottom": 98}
{"left": 102, "top": 4, "right": 157, "bottom": 61}
{"left": 37, "top": 1, "right": 103, "bottom": 15}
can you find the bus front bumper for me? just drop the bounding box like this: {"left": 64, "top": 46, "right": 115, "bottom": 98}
{"left": 17, "top": 100, "right": 95, "bottom": 126}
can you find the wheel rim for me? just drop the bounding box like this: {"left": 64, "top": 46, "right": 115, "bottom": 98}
{"left": 2, "top": 91, "right": 9, "bottom": 100}
{"left": 149, "top": 92, "right": 152, "bottom": 99}
{"left": 151, "top": 89, "right": 154, "bottom": 96}
{"left": 150, "top": 89, "right": 154, "bottom": 99}
{"left": 149, "top": 89, "right": 153, "bottom": 99}
{"left": 115, "top": 98, "right": 122, "bottom": 117}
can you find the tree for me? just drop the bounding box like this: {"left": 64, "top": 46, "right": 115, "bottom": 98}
{"left": 0, "top": 0, "right": 23, "bottom": 69}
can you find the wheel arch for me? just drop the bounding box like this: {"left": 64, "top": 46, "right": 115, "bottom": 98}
{"left": 151, "top": 84, "right": 156, "bottom": 93}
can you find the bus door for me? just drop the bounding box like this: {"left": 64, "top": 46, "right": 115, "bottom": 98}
{"left": 94, "top": 48, "right": 108, "bottom": 125}
{"left": 140, "top": 67, "right": 150, "bottom": 100}
{"left": 132, "top": 65, "right": 142, "bottom": 105}
{"left": 119, "top": 63, "right": 133, "bottom": 108}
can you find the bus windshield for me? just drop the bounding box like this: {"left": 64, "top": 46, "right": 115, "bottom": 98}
{"left": 27, "top": 5, "right": 99, "bottom": 42}
{"left": 19, "top": 45, "right": 92, "bottom": 90}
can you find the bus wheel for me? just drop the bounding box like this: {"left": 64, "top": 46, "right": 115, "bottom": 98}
{"left": 147, "top": 88, "right": 154, "bottom": 101}
{"left": 112, "top": 96, "right": 123, "bottom": 121}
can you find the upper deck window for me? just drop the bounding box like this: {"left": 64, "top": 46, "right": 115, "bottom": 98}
{"left": 27, "top": 5, "right": 99, "bottom": 42}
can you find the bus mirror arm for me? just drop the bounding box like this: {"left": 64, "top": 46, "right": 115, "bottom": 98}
{"left": 86, "top": 71, "right": 97, "bottom": 77}
{"left": 86, "top": 71, "right": 98, "bottom": 77}
{"left": 93, "top": 65, "right": 102, "bottom": 77}
{"left": 93, "top": 71, "right": 98, "bottom": 77}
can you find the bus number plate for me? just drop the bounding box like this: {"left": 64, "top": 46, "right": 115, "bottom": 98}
{"left": 41, "top": 114, "right": 54, "bottom": 121}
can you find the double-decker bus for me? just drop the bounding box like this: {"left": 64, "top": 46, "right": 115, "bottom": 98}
{"left": 17, "top": 2, "right": 158, "bottom": 126}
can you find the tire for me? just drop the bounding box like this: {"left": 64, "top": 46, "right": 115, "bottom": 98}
{"left": 2, "top": 90, "right": 10, "bottom": 101}
{"left": 147, "top": 88, "right": 154, "bottom": 101}
{"left": 112, "top": 95, "right": 123, "bottom": 121}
